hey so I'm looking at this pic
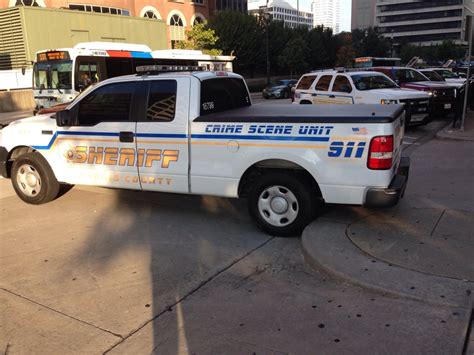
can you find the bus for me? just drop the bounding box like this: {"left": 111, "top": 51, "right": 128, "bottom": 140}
{"left": 354, "top": 57, "right": 401, "bottom": 68}
{"left": 33, "top": 42, "right": 234, "bottom": 111}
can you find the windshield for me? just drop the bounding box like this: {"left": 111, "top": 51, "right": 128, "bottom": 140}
{"left": 351, "top": 74, "right": 398, "bottom": 90}
{"left": 421, "top": 71, "right": 444, "bottom": 81}
{"left": 34, "top": 61, "right": 73, "bottom": 90}
{"left": 395, "top": 69, "right": 429, "bottom": 83}
{"left": 436, "top": 69, "right": 459, "bottom": 79}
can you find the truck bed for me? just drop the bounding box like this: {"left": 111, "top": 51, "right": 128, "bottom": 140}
{"left": 194, "top": 104, "right": 405, "bottom": 124}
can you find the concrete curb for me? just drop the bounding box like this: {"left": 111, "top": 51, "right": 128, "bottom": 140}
{"left": 435, "top": 119, "right": 474, "bottom": 141}
{"left": 301, "top": 220, "right": 472, "bottom": 309}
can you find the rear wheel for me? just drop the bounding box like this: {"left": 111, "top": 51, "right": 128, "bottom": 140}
{"left": 248, "top": 172, "right": 318, "bottom": 237}
{"left": 11, "top": 152, "right": 60, "bottom": 204}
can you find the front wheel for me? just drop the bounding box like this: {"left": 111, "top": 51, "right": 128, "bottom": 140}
{"left": 248, "top": 172, "right": 318, "bottom": 237}
{"left": 11, "top": 152, "right": 60, "bottom": 204}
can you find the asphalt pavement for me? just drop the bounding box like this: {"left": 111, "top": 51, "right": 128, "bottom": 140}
{"left": 1, "top": 106, "right": 473, "bottom": 354}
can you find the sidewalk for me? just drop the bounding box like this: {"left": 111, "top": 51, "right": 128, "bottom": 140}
{"left": 436, "top": 109, "right": 474, "bottom": 141}
{"left": 302, "top": 121, "right": 474, "bottom": 352}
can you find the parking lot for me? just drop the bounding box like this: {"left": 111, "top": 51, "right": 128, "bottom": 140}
{"left": 1, "top": 101, "right": 473, "bottom": 354}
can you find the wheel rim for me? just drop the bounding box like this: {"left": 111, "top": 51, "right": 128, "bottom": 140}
{"left": 258, "top": 185, "right": 299, "bottom": 227}
{"left": 16, "top": 164, "right": 42, "bottom": 197}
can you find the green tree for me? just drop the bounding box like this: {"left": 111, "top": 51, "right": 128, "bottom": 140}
{"left": 175, "top": 23, "right": 223, "bottom": 55}
{"left": 207, "top": 11, "right": 264, "bottom": 75}
{"left": 277, "top": 36, "right": 308, "bottom": 76}
{"left": 352, "top": 27, "right": 390, "bottom": 57}
{"left": 335, "top": 32, "right": 355, "bottom": 67}
{"left": 305, "top": 26, "right": 333, "bottom": 69}
{"left": 436, "top": 40, "right": 465, "bottom": 62}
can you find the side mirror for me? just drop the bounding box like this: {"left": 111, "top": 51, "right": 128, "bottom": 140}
{"left": 21, "top": 67, "right": 26, "bottom": 75}
{"left": 56, "top": 110, "right": 74, "bottom": 127}
{"left": 78, "top": 84, "right": 85, "bottom": 92}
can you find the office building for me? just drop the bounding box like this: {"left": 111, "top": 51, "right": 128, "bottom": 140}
{"left": 248, "top": 0, "right": 313, "bottom": 29}
{"left": 311, "top": 0, "right": 340, "bottom": 33}
{"left": 375, "top": 0, "right": 474, "bottom": 46}
{"left": 351, "top": 0, "right": 376, "bottom": 30}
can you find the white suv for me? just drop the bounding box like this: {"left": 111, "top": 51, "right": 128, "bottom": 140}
{"left": 293, "top": 70, "right": 432, "bottom": 125}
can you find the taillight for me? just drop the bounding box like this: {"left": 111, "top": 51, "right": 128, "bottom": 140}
{"left": 368, "top": 135, "right": 394, "bottom": 170}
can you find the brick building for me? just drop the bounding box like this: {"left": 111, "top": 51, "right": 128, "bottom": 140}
{"left": 1, "top": 0, "right": 212, "bottom": 47}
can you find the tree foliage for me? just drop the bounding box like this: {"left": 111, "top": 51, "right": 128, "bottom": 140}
{"left": 201, "top": 12, "right": 469, "bottom": 76}
{"left": 175, "top": 23, "right": 223, "bottom": 55}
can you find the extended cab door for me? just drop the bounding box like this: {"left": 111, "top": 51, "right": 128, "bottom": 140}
{"left": 135, "top": 78, "right": 190, "bottom": 193}
{"left": 55, "top": 81, "right": 140, "bottom": 189}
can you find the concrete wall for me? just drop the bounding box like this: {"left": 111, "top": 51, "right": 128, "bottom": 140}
{"left": 0, "top": 90, "right": 34, "bottom": 112}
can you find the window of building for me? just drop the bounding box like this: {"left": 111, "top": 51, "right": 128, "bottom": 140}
{"left": 169, "top": 13, "right": 186, "bottom": 46}
{"left": 146, "top": 81, "right": 177, "bottom": 122}
{"left": 68, "top": 4, "right": 129, "bottom": 16}
{"left": 193, "top": 16, "right": 205, "bottom": 25}
{"left": 315, "top": 75, "right": 332, "bottom": 91}
{"left": 78, "top": 82, "right": 136, "bottom": 125}
{"left": 144, "top": 10, "right": 158, "bottom": 19}
{"left": 170, "top": 14, "right": 184, "bottom": 26}
{"left": 13, "top": 0, "right": 43, "bottom": 6}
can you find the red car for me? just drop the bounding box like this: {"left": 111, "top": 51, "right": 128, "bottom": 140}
{"left": 371, "top": 67, "right": 457, "bottom": 115}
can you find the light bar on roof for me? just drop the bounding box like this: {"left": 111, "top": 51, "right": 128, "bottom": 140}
{"left": 136, "top": 65, "right": 204, "bottom": 74}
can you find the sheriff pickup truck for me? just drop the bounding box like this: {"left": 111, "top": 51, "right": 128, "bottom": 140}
{"left": 0, "top": 67, "right": 409, "bottom": 236}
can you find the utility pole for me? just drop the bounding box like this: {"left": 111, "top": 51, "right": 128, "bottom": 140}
{"left": 265, "top": 0, "right": 271, "bottom": 85}
{"left": 461, "top": 14, "right": 473, "bottom": 131}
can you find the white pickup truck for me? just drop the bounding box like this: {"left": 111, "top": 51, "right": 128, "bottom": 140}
{"left": 0, "top": 68, "right": 410, "bottom": 236}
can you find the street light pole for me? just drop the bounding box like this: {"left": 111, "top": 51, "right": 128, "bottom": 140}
{"left": 461, "top": 14, "right": 473, "bottom": 131}
{"left": 265, "top": 0, "right": 271, "bottom": 85}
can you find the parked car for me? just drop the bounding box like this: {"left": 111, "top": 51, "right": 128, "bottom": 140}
{"left": 293, "top": 69, "right": 432, "bottom": 125}
{"left": 428, "top": 68, "right": 467, "bottom": 85}
{"left": 262, "top": 79, "right": 297, "bottom": 99}
{"left": 371, "top": 67, "right": 457, "bottom": 114}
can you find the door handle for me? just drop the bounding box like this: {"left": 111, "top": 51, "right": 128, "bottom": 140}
{"left": 329, "top": 95, "right": 336, "bottom": 98}
{"left": 119, "top": 131, "right": 134, "bottom": 143}
{"left": 311, "top": 93, "right": 318, "bottom": 96}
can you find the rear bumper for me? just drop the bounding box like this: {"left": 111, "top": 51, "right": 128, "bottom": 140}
{"left": 364, "top": 157, "right": 410, "bottom": 208}
{"left": 0, "top": 146, "right": 8, "bottom": 178}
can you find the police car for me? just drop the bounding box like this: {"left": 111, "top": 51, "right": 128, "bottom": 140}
{"left": 293, "top": 69, "right": 432, "bottom": 126}
{"left": 0, "top": 66, "right": 409, "bottom": 236}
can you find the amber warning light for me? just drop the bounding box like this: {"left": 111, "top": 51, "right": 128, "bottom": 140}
{"left": 37, "top": 51, "right": 70, "bottom": 62}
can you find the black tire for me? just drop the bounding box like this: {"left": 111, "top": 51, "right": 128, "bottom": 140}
{"left": 300, "top": 100, "right": 312, "bottom": 105}
{"left": 11, "top": 152, "right": 60, "bottom": 205}
{"left": 248, "top": 172, "right": 318, "bottom": 237}
{"left": 283, "top": 91, "right": 289, "bottom": 99}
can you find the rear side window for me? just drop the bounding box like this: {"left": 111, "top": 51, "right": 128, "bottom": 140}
{"left": 315, "top": 75, "right": 332, "bottom": 91}
{"left": 296, "top": 75, "right": 316, "bottom": 90}
{"left": 146, "top": 80, "right": 177, "bottom": 122}
{"left": 78, "top": 82, "right": 136, "bottom": 125}
{"left": 332, "top": 75, "right": 352, "bottom": 93}
{"left": 200, "top": 78, "right": 250, "bottom": 116}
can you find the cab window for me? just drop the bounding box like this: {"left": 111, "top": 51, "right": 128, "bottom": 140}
{"left": 296, "top": 75, "right": 316, "bottom": 90}
{"left": 200, "top": 78, "right": 250, "bottom": 116}
{"left": 146, "top": 80, "right": 177, "bottom": 122}
{"left": 78, "top": 82, "right": 136, "bottom": 125}
{"left": 332, "top": 75, "right": 352, "bottom": 93}
{"left": 315, "top": 75, "right": 332, "bottom": 91}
